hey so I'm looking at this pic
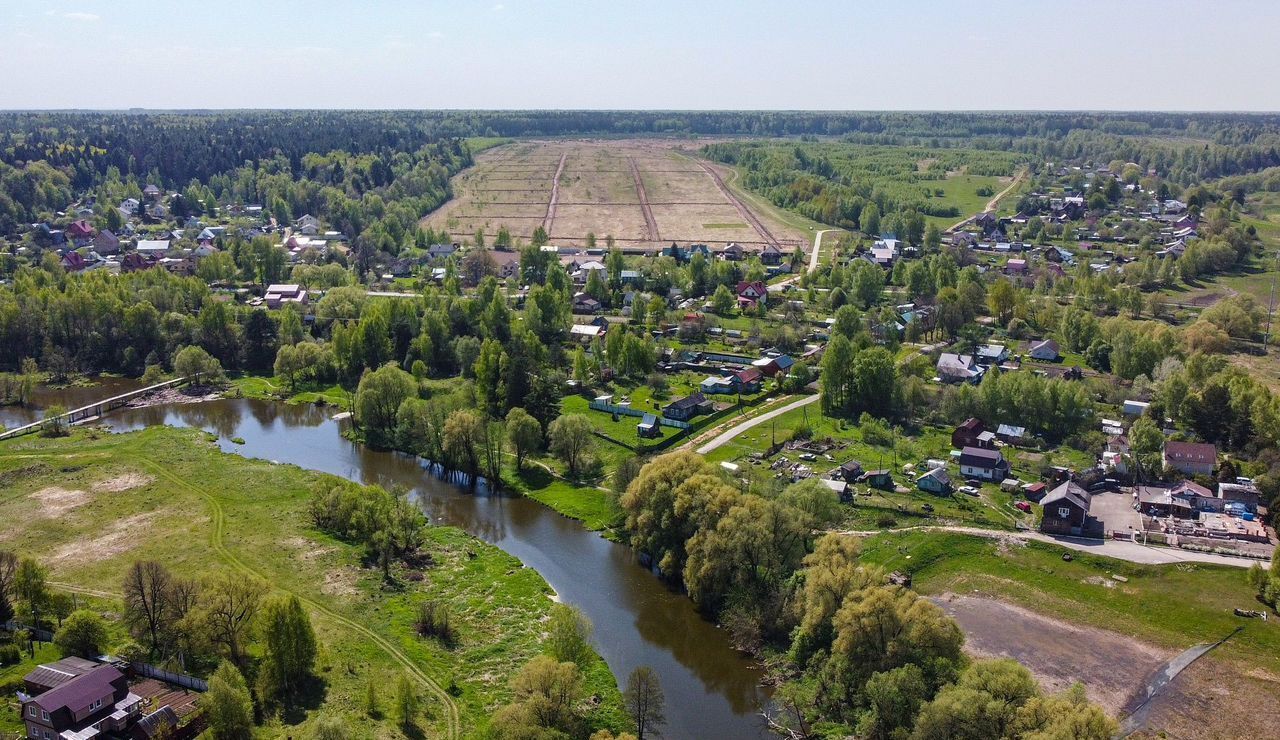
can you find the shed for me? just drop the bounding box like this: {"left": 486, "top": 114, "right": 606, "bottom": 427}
{"left": 637, "top": 413, "right": 660, "bottom": 439}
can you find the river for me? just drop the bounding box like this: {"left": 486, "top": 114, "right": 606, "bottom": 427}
{"left": 13, "top": 386, "right": 771, "bottom": 739}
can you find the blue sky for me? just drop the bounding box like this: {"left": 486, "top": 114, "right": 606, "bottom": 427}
{"left": 2, "top": 0, "right": 1278, "bottom": 110}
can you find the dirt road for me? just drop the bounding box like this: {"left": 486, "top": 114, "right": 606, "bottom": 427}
{"left": 694, "top": 394, "right": 819, "bottom": 455}
{"left": 542, "top": 151, "right": 568, "bottom": 232}
{"left": 945, "top": 168, "right": 1027, "bottom": 232}
{"left": 628, "top": 156, "right": 660, "bottom": 243}
{"left": 698, "top": 160, "right": 779, "bottom": 247}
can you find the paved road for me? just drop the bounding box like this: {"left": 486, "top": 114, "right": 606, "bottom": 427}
{"left": 696, "top": 394, "right": 820, "bottom": 455}
{"left": 833, "top": 525, "right": 1263, "bottom": 569}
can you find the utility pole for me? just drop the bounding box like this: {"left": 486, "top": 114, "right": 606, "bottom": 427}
{"left": 1265, "top": 251, "right": 1279, "bottom": 350}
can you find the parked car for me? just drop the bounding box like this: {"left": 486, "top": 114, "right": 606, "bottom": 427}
{"left": 1015, "top": 501, "right": 1032, "bottom": 512}
{"left": 958, "top": 485, "right": 980, "bottom": 496}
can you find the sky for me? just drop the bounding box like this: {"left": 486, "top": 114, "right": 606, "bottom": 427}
{"left": 2, "top": 0, "right": 1279, "bottom": 110}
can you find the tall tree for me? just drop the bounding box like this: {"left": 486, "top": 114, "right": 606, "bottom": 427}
{"left": 204, "top": 661, "right": 254, "bottom": 740}
{"left": 624, "top": 666, "right": 666, "bottom": 740}
{"left": 257, "top": 594, "right": 318, "bottom": 703}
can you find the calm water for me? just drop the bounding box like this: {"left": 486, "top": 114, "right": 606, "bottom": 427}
{"left": 0, "top": 377, "right": 147, "bottom": 430}
{"left": 98, "top": 397, "right": 770, "bottom": 739}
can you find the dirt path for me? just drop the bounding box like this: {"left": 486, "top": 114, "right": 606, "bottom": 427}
{"left": 543, "top": 151, "right": 568, "bottom": 233}
{"left": 933, "top": 594, "right": 1171, "bottom": 715}
{"left": 697, "top": 160, "right": 779, "bottom": 247}
{"left": 945, "top": 168, "right": 1027, "bottom": 233}
{"left": 628, "top": 156, "right": 660, "bottom": 243}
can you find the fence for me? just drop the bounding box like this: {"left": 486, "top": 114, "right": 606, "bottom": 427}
{"left": 132, "top": 662, "right": 208, "bottom": 692}
{"left": 588, "top": 400, "right": 690, "bottom": 429}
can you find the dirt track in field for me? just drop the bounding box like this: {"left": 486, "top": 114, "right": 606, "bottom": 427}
{"left": 422, "top": 139, "right": 806, "bottom": 251}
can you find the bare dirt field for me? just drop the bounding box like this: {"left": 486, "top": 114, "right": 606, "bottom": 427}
{"left": 932, "top": 593, "right": 1171, "bottom": 715}
{"left": 423, "top": 139, "right": 810, "bottom": 251}
{"left": 1127, "top": 656, "right": 1280, "bottom": 739}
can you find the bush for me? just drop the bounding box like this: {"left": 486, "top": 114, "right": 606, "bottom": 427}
{"left": 0, "top": 644, "right": 20, "bottom": 665}
{"left": 414, "top": 600, "right": 456, "bottom": 645}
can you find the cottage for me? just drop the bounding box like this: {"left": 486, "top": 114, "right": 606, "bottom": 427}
{"left": 569, "top": 324, "right": 604, "bottom": 342}
{"left": 143, "top": 184, "right": 161, "bottom": 200}
{"left": 663, "top": 392, "right": 712, "bottom": 422}
{"left": 937, "top": 353, "right": 982, "bottom": 383}
{"left": 295, "top": 214, "right": 321, "bottom": 235}
{"left": 1028, "top": 339, "right": 1060, "bottom": 362}
{"left": 637, "top": 413, "right": 661, "bottom": 439}
{"left": 21, "top": 664, "right": 143, "bottom": 740}
{"left": 1004, "top": 258, "right": 1028, "bottom": 275}
{"left": 427, "top": 243, "right": 458, "bottom": 260}
{"left": 1163, "top": 441, "right": 1216, "bottom": 477}
{"left": 488, "top": 250, "right": 521, "bottom": 280}
{"left": 975, "top": 344, "right": 1009, "bottom": 365}
{"left": 820, "top": 478, "right": 851, "bottom": 501}
{"left": 958, "top": 446, "right": 1010, "bottom": 482}
{"left": 1039, "top": 481, "right": 1092, "bottom": 536}
{"left": 120, "top": 197, "right": 141, "bottom": 216}
{"left": 917, "top": 467, "right": 953, "bottom": 495}
{"left": 736, "top": 281, "right": 768, "bottom": 310}
{"left": 700, "top": 375, "right": 736, "bottom": 395}
{"left": 66, "top": 219, "right": 96, "bottom": 241}
{"left": 1022, "top": 481, "right": 1048, "bottom": 501}
{"left": 1122, "top": 400, "right": 1150, "bottom": 416}
{"left": 760, "top": 243, "right": 784, "bottom": 265}
{"left": 719, "top": 243, "right": 744, "bottom": 261}
{"left": 571, "top": 294, "right": 601, "bottom": 314}
{"left": 951, "top": 418, "right": 987, "bottom": 449}
{"left": 730, "top": 366, "right": 764, "bottom": 393}
{"left": 135, "top": 239, "right": 171, "bottom": 256}
{"left": 93, "top": 230, "right": 121, "bottom": 255}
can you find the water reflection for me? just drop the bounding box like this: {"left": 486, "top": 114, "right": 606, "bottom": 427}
{"left": 99, "top": 398, "right": 770, "bottom": 739}
{"left": 0, "top": 377, "right": 147, "bottom": 430}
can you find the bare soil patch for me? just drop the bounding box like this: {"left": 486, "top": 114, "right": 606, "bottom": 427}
{"left": 51, "top": 511, "right": 157, "bottom": 564}
{"left": 91, "top": 472, "right": 154, "bottom": 493}
{"left": 31, "top": 486, "right": 91, "bottom": 517}
{"left": 1130, "top": 657, "right": 1280, "bottom": 739}
{"left": 321, "top": 567, "right": 361, "bottom": 598}
{"left": 932, "top": 593, "right": 1171, "bottom": 715}
{"left": 126, "top": 386, "right": 222, "bottom": 409}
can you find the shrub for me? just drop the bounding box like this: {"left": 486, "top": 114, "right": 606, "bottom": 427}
{"left": 414, "top": 600, "right": 456, "bottom": 645}
{"left": 0, "top": 644, "right": 20, "bottom": 665}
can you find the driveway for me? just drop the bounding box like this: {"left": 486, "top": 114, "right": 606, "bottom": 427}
{"left": 1089, "top": 491, "right": 1142, "bottom": 535}
{"left": 694, "top": 395, "right": 820, "bottom": 455}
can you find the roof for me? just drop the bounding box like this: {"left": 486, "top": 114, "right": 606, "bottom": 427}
{"left": 733, "top": 366, "right": 763, "bottom": 383}
{"left": 638, "top": 413, "right": 658, "bottom": 427}
{"left": 977, "top": 343, "right": 1007, "bottom": 358}
{"left": 1164, "top": 441, "right": 1216, "bottom": 463}
{"left": 32, "top": 664, "right": 124, "bottom": 713}
{"left": 997, "top": 424, "right": 1026, "bottom": 437}
{"left": 937, "top": 353, "right": 978, "bottom": 376}
{"left": 666, "top": 392, "right": 708, "bottom": 411}
{"left": 959, "top": 446, "right": 1004, "bottom": 466}
{"left": 918, "top": 467, "right": 951, "bottom": 485}
{"left": 134, "top": 706, "right": 180, "bottom": 739}
{"left": 1041, "top": 481, "right": 1090, "bottom": 510}
{"left": 136, "top": 239, "right": 170, "bottom": 252}
{"left": 1030, "top": 339, "right": 1060, "bottom": 354}
{"left": 24, "top": 657, "right": 98, "bottom": 689}
{"left": 1170, "top": 480, "right": 1214, "bottom": 499}
{"left": 957, "top": 417, "right": 984, "bottom": 433}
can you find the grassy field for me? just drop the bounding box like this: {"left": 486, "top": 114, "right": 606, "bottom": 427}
{"left": 856, "top": 530, "right": 1280, "bottom": 674}
{"left": 230, "top": 373, "right": 351, "bottom": 408}
{"left": 0, "top": 426, "right": 625, "bottom": 739}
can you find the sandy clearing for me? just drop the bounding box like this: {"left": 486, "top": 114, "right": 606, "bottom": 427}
{"left": 321, "top": 567, "right": 361, "bottom": 598}
{"left": 91, "top": 472, "right": 154, "bottom": 493}
{"left": 31, "top": 486, "right": 91, "bottom": 517}
{"left": 932, "top": 593, "right": 1171, "bottom": 715}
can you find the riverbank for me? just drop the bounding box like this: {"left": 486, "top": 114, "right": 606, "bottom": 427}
{"left": 229, "top": 373, "right": 351, "bottom": 408}
{"left": 0, "top": 425, "right": 627, "bottom": 738}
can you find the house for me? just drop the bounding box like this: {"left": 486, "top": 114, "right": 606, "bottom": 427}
{"left": 951, "top": 418, "right": 987, "bottom": 449}
{"left": 975, "top": 344, "right": 1009, "bottom": 365}
{"left": 428, "top": 243, "right": 458, "bottom": 260}
{"left": 730, "top": 366, "right": 764, "bottom": 393}
{"left": 700, "top": 375, "right": 735, "bottom": 395}
{"left": 620, "top": 270, "right": 643, "bottom": 285}
{"left": 1039, "top": 481, "right": 1092, "bottom": 536}
{"left": 60, "top": 252, "right": 87, "bottom": 272}
{"left": 135, "top": 239, "right": 171, "bottom": 256}
{"left": 736, "top": 281, "right": 768, "bottom": 310}
{"left": 859, "top": 469, "right": 893, "bottom": 490}
{"left": 121, "top": 253, "right": 154, "bottom": 273}
{"left": 264, "top": 283, "right": 308, "bottom": 309}
{"left": 937, "top": 353, "right": 982, "bottom": 383}
{"left": 120, "top": 197, "right": 141, "bottom": 216}
{"left": 93, "top": 230, "right": 121, "bottom": 255}
{"left": 959, "top": 446, "right": 1010, "bottom": 482}
{"left": 143, "top": 184, "right": 161, "bottom": 200}
{"left": 23, "top": 657, "right": 100, "bottom": 695}
{"left": 66, "top": 219, "right": 96, "bottom": 241}
{"left": 760, "top": 243, "right": 784, "bottom": 265}
{"left": 917, "top": 467, "right": 953, "bottom": 495}
{"left": 1163, "top": 441, "right": 1217, "bottom": 477}
{"left": 571, "top": 294, "right": 602, "bottom": 314}
{"left": 570, "top": 324, "right": 604, "bottom": 342}
{"left": 1022, "top": 481, "right": 1047, "bottom": 501}
{"left": 637, "top": 413, "right": 661, "bottom": 439}
{"left": 21, "top": 664, "right": 143, "bottom": 740}
{"left": 820, "top": 478, "right": 851, "bottom": 502}
{"left": 870, "top": 238, "right": 899, "bottom": 267}
{"left": 996, "top": 424, "right": 1027, "bottom": 445}
{"left": 1218, "top": 481, "right": 1261, "bottom": 512}
{"left": 1004, "top": 258, "right": 1028, "bottom": 275}
{"left": 664, "top": 392, "right": 712, "bottom": 422}
{"left": 295, "top": 214, "right": 320, "bottom": 235}
{"left": 719, "top": 243, "right": 744, "bottom": 261}
{"left": 835, "top": 459, "right": 864, "bottom": 483}
{"left": 489, "top": 250, "right": 521, "bottom": 280}
{"left": 1028, "top": 339, "right": 1060, "bottom": 362}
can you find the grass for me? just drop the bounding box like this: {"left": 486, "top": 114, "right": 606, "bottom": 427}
{"left": 856, "top": 530, "right": 1280, "bottom": 673}
{"left": 231, "top": 373, "right": 351, "bottom": 408}
{"left": 510, "top": 464, "right": 622, "bottom": 533}
{"left": 0, "top": 426, "right": 625, "bottom": 739}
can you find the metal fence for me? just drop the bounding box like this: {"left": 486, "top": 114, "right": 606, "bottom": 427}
{"left": 132, "top": 662, "right": 208, "bottom": 692}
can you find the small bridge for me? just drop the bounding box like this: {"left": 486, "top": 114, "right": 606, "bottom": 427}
{"left": 0, "top": 377, "right": 189, "bottom": 441}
